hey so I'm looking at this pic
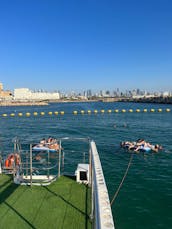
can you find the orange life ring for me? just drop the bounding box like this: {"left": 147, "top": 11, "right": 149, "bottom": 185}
{"left": 9, "top": 155, "right": 14, "bottom": 167}
{"left": 5, "top": 153, "right": 20, "bottom": 167}
{"left": 5, "top": 159, "right": 10, "bottom": 167}
{"left": 5, "top": 154, "right": 14, "bottom": 167}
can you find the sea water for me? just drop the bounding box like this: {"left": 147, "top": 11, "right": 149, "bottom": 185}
{"left": 0, "top": 102, "right": 172, "bottom": 229}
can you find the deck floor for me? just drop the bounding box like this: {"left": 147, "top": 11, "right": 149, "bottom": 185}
{"left": 0, "top": 174, "right": 91, "bottom": 229}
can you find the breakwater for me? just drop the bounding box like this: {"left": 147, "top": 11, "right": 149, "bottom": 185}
{"left": 0, "top": 100, "right": 48, "bottom": 106}
{"left": 99, "top": 96, "right": 172, "bottom": 104}
{"left": 128, "top": 96, "right": 172, "bottom": 104}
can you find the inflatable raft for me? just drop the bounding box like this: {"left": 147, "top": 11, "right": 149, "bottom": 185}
{"left": 121, "top": 144, "right": 152, "bottom": 153}
{"left": 32, "top": 145, "right": 58, "bottom": 152}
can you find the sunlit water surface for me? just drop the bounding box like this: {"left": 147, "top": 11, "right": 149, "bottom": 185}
{"left": 0, "top": 102, "right": 172, "bottom": 229}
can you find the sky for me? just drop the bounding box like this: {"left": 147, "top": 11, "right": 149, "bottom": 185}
{"left": 0, "top": 0, "right": 172, "bottom": 93}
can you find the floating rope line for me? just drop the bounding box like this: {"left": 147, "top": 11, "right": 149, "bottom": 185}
{"left": 110, "top": 153, "right": 134, "bottom": 206}
{"left": 0, "top": 108, "right": 171, "bottom": 117}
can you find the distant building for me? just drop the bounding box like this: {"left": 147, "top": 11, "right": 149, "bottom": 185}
{"left": 131, "top": 89, "right": 137, "bottom": 97}
{"left": 100, "top": 90, "right": 106, "bottom": 97}
{"left": 14, "top": 88, "right": 60, "bottom": 100}
{"left": 87, "top": 89, "right": 92, "bottom": 98}
{"left": 0, "top": 82, "right": 12, "bottom": 99}
{"left": 0, "top": 83, "right": 3, "bottom": 92}
{"left": 163, "top": 91, "right": 170, "bottom": 97}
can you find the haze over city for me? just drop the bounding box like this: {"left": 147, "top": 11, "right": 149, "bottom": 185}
{"left": 0, "top": 0, "right": 172, "bottom": 92}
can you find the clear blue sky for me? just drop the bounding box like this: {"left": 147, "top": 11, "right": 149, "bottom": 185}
{"left": 0, "top": 0, "right": 172, "bottom": 93}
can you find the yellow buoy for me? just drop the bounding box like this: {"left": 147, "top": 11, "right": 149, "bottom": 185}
{"left": 114, "top": 109, "right": 119, "bottom": 113}
{"left": 48, "top": 111, "right": 53, "bottom": 115}
{"left": 108, "top": 109, "right": 112, "bottom": 113}
{"left": 18, "top": 113, "right": 23, "bottom": 116}
{"left": 94, "top": 110, "right": 98, "bottom": 114}
{"left": 10, "top": 113, "right": 15, "bottom": 117}
{"left": 2, "top": 113, "right": 8, "bottom": 117}
{"left": 122, "top": 109, "right": 126, "bottom": 113}
{"left": 80, "top": 110, "right": 85, "bottom": 114}
{"left": 129, "top": 109, "right": 133, "bottom": 112}
{"left": 143, "top": 109, "right": 147, "bottom": 112}
{"left": 87, "top": 110, "right": 91, "bottom": 114}
{"left": 136, "top": 109, "right": 140, "bottom": 112}
{"left": 150, "top": 109, "right": 155, "bottom": 112}
{"left": 26, "top": 112, "right": 31, "bottom": 117}
{"left": 60, "top": 111, "right": 64, "bottom": 115}
{"left": 101, "top": 109, "right": 105, "bottom": 113}
{"left": 54, "top": 111, "right": 58, "bottom": 115}
{"left": 158, "top": 109, "right": 162, "bottom": 112}
{"left": 166, "top": 108, "right": 170, "bottom": 112}
{"left": 73, "top": 111, "right": 78, "bottom": 115}
{"left": 33, "top": 112, "right": 38, "bottom": 116}
{"left": 40, "top": 112, "right": 45, "bottom": 115}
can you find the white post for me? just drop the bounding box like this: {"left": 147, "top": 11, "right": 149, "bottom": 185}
{"left": 58, "top": 140, "right": 61, "bottom": 178}
{"left": 47, "top": 150, "right": 50, "bottom": 178}
{"left": 90, "top": 140, "right": 115, "bottom": 229}
{"left": 30, "top": 144, "right": 32, "bottom": 186}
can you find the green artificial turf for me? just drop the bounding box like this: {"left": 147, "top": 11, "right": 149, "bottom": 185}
{"left": 0, "top": 174, "right": 91, "bottom": 229}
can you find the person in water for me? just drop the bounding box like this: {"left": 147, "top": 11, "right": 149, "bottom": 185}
{"left": 147, "top": 144, "right": 162, "bottom": 153}
{"left": 120, "top": 141, "right": 136, "bottom": 150}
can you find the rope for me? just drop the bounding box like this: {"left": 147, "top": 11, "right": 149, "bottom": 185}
{"left": 110, "top": 153, "right": 134, "bottom": 206}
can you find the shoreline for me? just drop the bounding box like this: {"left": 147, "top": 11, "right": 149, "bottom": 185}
{"left": 0, "top": 97, "right": 172, "bottom": 106}
{"left": 0, "top": 101, "right": 49, "bottom": 106}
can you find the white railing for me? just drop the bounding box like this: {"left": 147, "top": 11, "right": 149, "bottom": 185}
{"left": 90, "top": 140, "right": 115, "bottom": 229}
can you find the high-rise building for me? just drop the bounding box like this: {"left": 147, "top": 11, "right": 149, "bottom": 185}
{"left": 87, "top": 90, "right": 92, "bottom": 98}
{"left": 0, "top": 82, "right": 12, "bottom": 99}
{"left": 0, "top": 82, "right": 3, "bottom": 92}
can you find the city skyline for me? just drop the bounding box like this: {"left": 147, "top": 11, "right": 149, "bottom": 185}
{"left": 1, "top": 81, "right": 171, "bottom": 97}
{"left": 0, "top": 0, "right": 172, "bottom": 92}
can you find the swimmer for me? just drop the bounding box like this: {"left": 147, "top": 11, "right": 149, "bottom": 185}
{"left": 35, "top": 155, "right": 42, "bottom": 161}
{"left": 123, "top": 123, "right": 127, "bottom": 128}
{"left": 149, "top": 144, "right": 163, "bottom": 153}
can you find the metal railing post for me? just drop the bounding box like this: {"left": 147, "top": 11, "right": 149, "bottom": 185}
{"left": 47, "top": 150, "right": 50, "bottom": 178}
{"left": 30, "top": 144, "right": 32, "bottom": 187}
{"left": 58, "top": 140, "right": 61, "bottom": 178}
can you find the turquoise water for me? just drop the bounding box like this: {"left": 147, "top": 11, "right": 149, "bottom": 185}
{"left": 0, "top": 102, "right": 172, "bottom": 229}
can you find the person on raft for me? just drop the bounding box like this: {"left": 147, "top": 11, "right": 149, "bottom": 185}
{"left": 121, "top": 139, "right": 162, "bottom": 153}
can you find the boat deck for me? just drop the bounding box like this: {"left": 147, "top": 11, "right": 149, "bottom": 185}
{"left": 0, "top": 174, "right": 91, "bottom": 229}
